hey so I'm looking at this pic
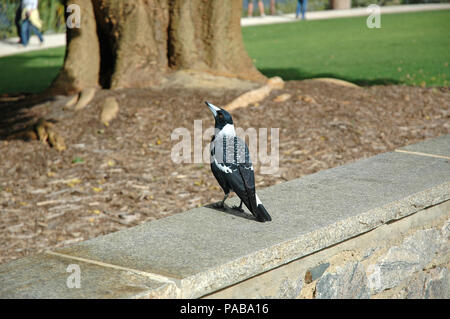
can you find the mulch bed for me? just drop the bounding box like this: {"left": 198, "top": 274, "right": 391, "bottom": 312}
{"left": 0, "top": 80, "right": 449, "bottom": 264}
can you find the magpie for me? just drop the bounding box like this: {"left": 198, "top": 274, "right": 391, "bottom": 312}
{"left": 206, "top": 101, "right": 272, "bottom": 222}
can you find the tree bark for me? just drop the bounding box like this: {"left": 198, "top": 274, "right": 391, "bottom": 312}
{"left": 50, "top": 0, "right": 100, "bottom": 95}
{"left": 50, "top": 0, "right": 265, "bottom": 95}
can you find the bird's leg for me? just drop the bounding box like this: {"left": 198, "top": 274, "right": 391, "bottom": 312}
{"left": 214, "top": 193, "right": 229, "bottom": 209}
{"left": 232, "top": 200, "right": 244, "bottom": 213}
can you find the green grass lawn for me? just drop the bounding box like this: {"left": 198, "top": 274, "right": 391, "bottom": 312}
{"left": 0, "top": 10, "right": 449, "bottom": 94}
{"left": 0, "top": 46, "right": 65, "bottom": 94}
{"left": 242, "top": 10, "right": 450, "bottom": 86}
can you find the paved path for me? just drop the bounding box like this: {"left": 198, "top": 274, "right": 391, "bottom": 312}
{"left": 0, "top": 33, "right": 65, "bottom": 57}
{"left": 0, "top": 3, "right": 448, "bottom": 58}
{"left": 241, "top": 3, "right": 450, "bottom": 26}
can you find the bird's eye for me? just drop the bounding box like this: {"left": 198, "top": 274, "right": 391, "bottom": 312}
{"left": 218, "top": 113, "right": 224, "bottom": 120}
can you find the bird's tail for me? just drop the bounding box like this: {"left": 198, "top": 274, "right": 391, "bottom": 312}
{"left": 237, "top": 166, "right": 272, "bottom": 222}
{"left": 254, "top": 203, "right": 272, "bottom": 222}
{"left": 253, "top": 194, "right": 272, "bottom": 222}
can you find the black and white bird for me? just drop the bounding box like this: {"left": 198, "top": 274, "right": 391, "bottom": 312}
{"left": 206, "top": 101, "right": 272, "bottom": 223}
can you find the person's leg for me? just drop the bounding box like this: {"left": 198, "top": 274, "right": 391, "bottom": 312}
{"left": 15, "top": 7, "right": 22, "bottom": 43}
{"left": 258, "top": 0, "right": 265, "bottom": 16}
{"left": 29, "top": 23, "right": 44, "bottom": 43}
{"left": 270, "top": 0, "right": 276, "bottom": 15}
{"left": 296, "top": 0, "right": 301, "bottom": 18}
{"left": 248, "top": 0, "right": 253, "bottom": 17}
{"left": 21, "top": 19, "right": 30, "bottom": 46}
{"left": 27, "top": 21, "right": 31, "bottom": 42}
{"left": 301, "top": 0, "right": 308, "bottom": 20}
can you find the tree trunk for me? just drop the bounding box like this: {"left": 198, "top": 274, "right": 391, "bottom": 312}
{"left": 50, "top": 0, "right": 265, "bottom": 95}
{"left": 330, "top": 0, "right": 352, "bottom": 10}
{"left": 50, "top": 0, "right": 100, "bottom": 95}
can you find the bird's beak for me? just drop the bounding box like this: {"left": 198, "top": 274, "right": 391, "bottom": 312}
{"left": 205, "top": 101, "right": 220, "bottom": 118}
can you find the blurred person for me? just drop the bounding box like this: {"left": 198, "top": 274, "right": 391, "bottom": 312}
{"left": 15, "top": 0, "right": 23, "bottom": 43}
{"left": 247, "top": 0, "right": 265, "bottom": 17}
{"left": 270, "top": 0, "right": 276, "bottom": 15}
{"left": 20, "top": 0, "right": 43, "bottom": 47}
{"left": 296, "top": 0, "right": 308, "bottom": 20}
{"left": 295, "top": 0, "right": 308, "bottom": 20}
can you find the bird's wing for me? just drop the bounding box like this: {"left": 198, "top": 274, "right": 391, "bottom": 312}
{"left": 220, "top": 136, "right": 257, "bottom": 213}
{"left": 211, "top": 161, "right": 230, "bottom": 194}
{"left": 224, "top": 163, "right": 256, "bottom": 213}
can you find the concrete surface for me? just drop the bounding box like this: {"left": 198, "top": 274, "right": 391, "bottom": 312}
{"left": 0, "top": 253, "right": 177, "bottom": 298}
{"left": 396, "top": 134, "right": 450, "bottom": 159}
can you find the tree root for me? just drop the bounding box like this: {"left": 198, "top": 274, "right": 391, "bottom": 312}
{"left": 7, "top": 119, "right": 66, "bottom": 152}
{"left": 308, "top": 78, "right": 361, "bottom": 88}
{"left": 63, "top": 87, "right": 97, "bottom": 111}
{"left": 224, "top": 76, "right": 284, "bottom": 111}
{"left": 100, "top": 97, "right": 120, "bottom": 127}
{"left": 35, "top": 119, "right": 67, "bottom": 152}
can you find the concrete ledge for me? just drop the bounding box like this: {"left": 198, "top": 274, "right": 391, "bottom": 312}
{"left": 0, "top": 135, "right": 449, "bottom": 298}
{"left": 396, "top": 133, "right": 450, "bottom": 160}
{"left": 0, "top": 253, "right": 177, "bottom": 299}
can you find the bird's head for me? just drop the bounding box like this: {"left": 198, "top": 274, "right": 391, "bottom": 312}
{"left": 205, "top": 101, "right": 234, "bottom": 131}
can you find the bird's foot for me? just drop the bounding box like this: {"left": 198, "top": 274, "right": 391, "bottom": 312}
{"left": 212, "top": 201, "right": 225, "bottom": 210}
{"left": 232, "top": 205, "right": 244, "bottom": 213}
